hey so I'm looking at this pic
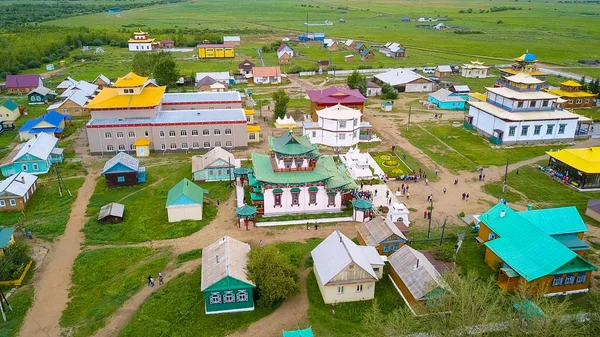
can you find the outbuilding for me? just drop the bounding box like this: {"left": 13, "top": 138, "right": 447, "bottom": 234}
{"left": 98, "top": 202, "right": 125, "bottom": 223}
{"left": 585, "top": 200, "right": 600, "bottom": 222}
{"left": 166, "top": 178, "right": 209, "bottom": 222}
{"left": 102, "top": 152, "right": 146, "bottom": 187}
{"left": 192, "top": 146, "right": 239, "bottom": 182}
{"left": 0, "top": 172, "right": 38, "bottom": 212}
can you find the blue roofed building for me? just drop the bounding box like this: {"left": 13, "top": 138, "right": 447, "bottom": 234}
{"left": 427, "top": 88, "right": 467, "bottom": 110}
{"left": 0, "top": 227, "right": 16, "bottom": 256}
{"left": 1, "top": 133, "right": 63, "bottom": 177}
{"left": 102, "top": 151, "right": 146, "bottom": 187}
{"left": 18, "top": 110, "right": 71, "bottom": 141}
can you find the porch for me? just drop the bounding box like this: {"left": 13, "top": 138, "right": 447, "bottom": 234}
{"left": 498, "top": 267, "right": 521, "bottom": 293}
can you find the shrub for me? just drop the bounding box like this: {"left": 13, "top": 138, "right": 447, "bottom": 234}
{"left": 247, "top": 246, "right": 300, "bottom": 308}
{"left": 458, "top": 211, "right": 465, "bottom": 217}
{"left": 430, "top": 245, "right": 456, "bottom": 262}
{"left": 27, "top": 60, "right": 41, "bottom": 69}
{"left": 0, "top": 240, "right": 31, "bottom": 281}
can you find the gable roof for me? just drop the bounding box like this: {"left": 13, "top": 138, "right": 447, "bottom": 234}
{"left": 238, "top": 59, "right": 255, "bottom": 68}
{"left": 49, "top": 90, "right": 90, "bottom": 111}
{"left": 481, "top": 203, "right": 596, "bottom": 281}
{"left": 57, "top": 77, "right": 78, "bottom": 89}
{"left": 166, "top": 178, "right": 208, "bottom": 207}
{"left": 546, "top": 147, "right": 600, "bottom": 174}
{"left": 98, "top": 202, "right": 125, "bottom": 220}
{"left": 361, "top": 49, "right": 373, "bottom": 57}
{"left": 277, "top": 44, "right": 291, "bottom": 53}
{"left": 374, "top": 69, "right": 433, "bottom": 86}
{"left": 311, "top": 230, "right": 382, "bottom": 285}
{"left": 429, "top": 89, "right": 465, "bottom": 103}
{"left": 0, "top": 172, "right": 38, "bottom": 198}
{"left": 201, "top": 236, "right": 254, "bottom": 291}
{"left": 13, "top": 133, "right": 58, "bottom": 161}
{"left": 94, "top": 74, "right": 112, "bottom": 85}
{"left": 0, "top": 228, "right": 16, "bottom": 249}
{"left": 102, "top": 151, "right": 139, "bottom": 174}
{"left": 306, "top": 86, "right": 367, "bottom": 104}
{"left": 268, "top": 131, "right": 316, "bottom": 155}
{"left": 388, "top": 245, "right": 446, "bottom": 300}
{"left": 252, "top": 66, "right": 281, "bottom": 78}
{"left": 316, "top": 103, "right": 362, "bottom": 120}
{"left": 28, "top": 86, "right": 55, "bottom": 96}
{"left": 357, "top": 216, "right": 407, "bottom": 247}
{"left": 518, "top": 206, "right": 588, "bottom": 235}
{"left": 436, "top": 65, "right": 452, "bottom": 73}
{"left": 86, "top": 85, "right": 166, "bottom": 109}
{"left": 560, "top": 80, "right": 583, "bottom": 87}
{"left": 191, "top": 146, "right": 235, "bottom": 173}
{"left": 196, "top": 76, "right": 217, "bottom": 87}
{"left": 18, "top": 110, "right": 70, "bottom": 134}
{"left": 587, "top": 200, "right": 600, "bottom": 213}
{"left": 223, "top": 36, "right": 241, "bottom": 42}
{"left": 113, "top": 72, "right": 148, "bottom": 87}
{"left": 344, "top": 39, "right": 354, "bottom": 46}
{"left": 452, "top": 85, "right": 470, "bottom": 93}
{"left": 504, "top": 73, "right": 543, "bottom": 85}
{"left": 6, "top": 75, "right": 41, "bottom": 88}
{"left": 194, "top": 72, "right": 230, "bottom": 83}
{"left": 60, "top": 80, "right": 98, "bottom": 97}
{"left": 1, "top": 100, "right": 20, "bottom": 111}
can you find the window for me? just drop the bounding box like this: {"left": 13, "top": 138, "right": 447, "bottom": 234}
{"left": 181, "top": 130, "right": 187, "bottom": 136}
{"left": 226, "top": 141, "right": 232, "bottom": 147}
{"left": 215, "top": 141, "right": 221, "bottom": 147}
{"left": 128, "top": 131, "right": 135, "bottom": 138}
{"left": 337, "top": 286, "right": 344, "bottom": 294}
{"left": 236, "top": 290, "right": 248, "bottom": 302}
{"left": 32, "top": 163, "right": 38, "bottom": 171}
{"left": 192, "top": 142, "right": 199, "bottom": 149}
{"left": 144, "top": 131, "right": 149, "bottom": 137}
{"left": 393, "top": 243, "right": 400, "bottom": 251}
{"left": 546, "top": 125, "right": 554, "bottom": 135}
{"left": 542, "top": 100, "right": 549, "bottom": 107}
{"left": 339, "top": 121, "right": 347, "bottom": 128}
{"left": 9, "top": 199, "right": 16, "bottom": 206}
{"left": 107, "top": 145, "right": 114, "bottom": 151}
{"left": 291, "top": 191, "right": 300, "bottom": 206}
{"left": 129, "top": 144, "right": 135, "bottom": 150}
{"left": 373, "top": 267, "right": 380, "bottom": 272}
{"left": 353, "top": 119, "right": 358, "bottom": 126}
{"left": 118, "top": 144, "right": 125, "bottom": 151}
{"left": 558, "top": 124, "right": 566, "bottom": 134}
{"left": 576, "top": 273, "right": 587, "bottom": 284}
{"left": 223, "top": 291, "right": 235, "bottom": 303}
{"left": 564, "top": 274, "right": 575, "bottom": 285}
{"left": 116, "top": 132, "right": 124, "bottom": 139}
{"left": 533, "top": 125, "right": 541, "bottom": 136}
{"left": 214, "top": 129, "right": 221, "bottom": 135}
{"left": 0, "top": 200, "right": 5, "bottom": 207}
{"left": 192, "top": 130, "right": 198, "bottom": 136}
{"left": 203, "top": 129, "right": 210, "bottom": 136}
{"left": 383, "top": 245, "right": 390, "bottom": 253}
{"left": 124, "top": 88, "right": 134, "bottom": 94}
{"left": 309, "top": 191, "right": 317, "bottom": 205}
{"left": 339, "top": 133, "right": 345, "bottom": 140}
{"left": 246, "top": 116, "right": 251, "bottom": 122}
{"left": 209, "top": 170, "right": 214, "bottom": 176}
{"left": 105, "top": 132, "right": 112, "bottom": 139}
{"left": 517, "top": 101, "right": 524, "bottom": 108}
{"left": 520, "top": 126, "right": 529, "bottom": 136}
{"left": 530, "top": 100, "right": 536, "bottom": 108}
{"left": 576, "top": 99, "right": 582, "bottom": 104}
{"left": 585, "top": 99, "right": 590, "bottom": 104}
{"left": 353, "top": 131, "right": 358, "bottom": 138}
{"left": 169, "top": 131, "right": 176, "bottom": 137}
{"left": 117, "top": 176, "right": 125, "bottom": 183}
{"left": 170, "top": 143, "right": 177, "bottom": 149}
{"left": 568, "top": 99, "right": 574, "bottom": 104}
{"left": 356, "top": 285, "right": 363, "bottom": 293}
{"left": 161, "top": 144, "right": 166, "bottom": 150}
{"left": 508, "top": 126, "right": 516, "bottom": 137}
{"left": 274, "top": 191, "right": 282, "bottom": 207}
{"left": 225, "top": 129, "right": 232, "bottom": 135}
{"left": 488, "top": 232, "right": 496, "bottom": 240}
{"left": 204, "top": 142, "right": 210, "bottom": 148}
{"left": 312, "top": 131, "right": 316, "bottom": 137}
{"left": 209, "top": 293, "right": 222, "bottom": 304}
{"left": 249, "top": 133, "right": 256, "bottom": 140}
{"left": 182, "top": 143, "right": 188, "bottom": 149}
{"left": 552, "top": 276, "right": 563, "bottom": 287}
{"left": 159, "top": 131, "right": 165, "bottom": 138}
{"left": 327, "top": 193, "right": 336, "bottom": 207}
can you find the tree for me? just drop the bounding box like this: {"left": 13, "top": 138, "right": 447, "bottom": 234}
{"left": 272, "top": 89, "right": 289, "bottom": 120}
{"left": 381, "top": 83, "right": 398, "bottom": 100}
{"left": 153, "top": 54, "right": 179, "bottom": 89}
{"left": 247, "top": 245, "right": 300, "bottom": 308}
{"left": 579, "top": 75, "right": 588, "bottom": 91}
{"left": 131, "top": 52, "right": 153, "bottom": 76}
{"left": 347, "top": 70, "right": 367, "bottom": 96}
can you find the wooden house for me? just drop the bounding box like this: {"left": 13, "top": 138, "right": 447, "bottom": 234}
{"left": 201, "top": 236, "right": 255, "bottom": 314}
{"left": 344, "top": 55, "right": 354, "bottom": 63}
{"left": 311, "top": 230, "right": 384, "bottom": 304}
{"left": 478, "top": 203, "right": 596, "bottom": 295}
{"left": 238, "top": 59, "right": 255, "bottom": 76}
{"left": 6, "top": 75, "right": 43, "bottom": 94}
{"left": 546, "top": 80, "right": 597, "bottom": 108}
{"left": 196, "top": 76, "right": 218, "bottom": 92}
{"left": 1, "top": 133, "right": 63, "bottom": 177}
{"left": 356, "top": 216, "right": 407, "bottom": 256}
{"left": 434, "top": 65, "right": 453, "bottom": 78}
{"left": 93, "top": 74, "right": 112, "bottom": 89}
{"left": 47, "top": 90, "right": 90, "bottom": 117}
{"left": 0, "top": 100, "right": 23, "bottom": 121}
{"left": 27, "top": 86, "right": 57, "bottom": 105}
{"left": 318, "top": 60, "right": 329, "bottom": 71}
{"left": 278, "top": 52, "right": 292, "bottom": 65}
{"left": 366, "top": 81, "right": 381, "bottom": 97}
{"left": 327, "top": 41, "right": 339, "bottom": 51}
{"left": 360, "top": 49, "right": 375, "bottom": 61}
{"left": 585, "top": 200, "right": 600, "bottom": 223}
{"left": 0, "top": 172, "right": 38, "bottom": 212}
{"left": 166, "top": 178, "right": 209, "bottom": 222}
{"left": 159, "top": 39, "right": 175, "bottom": 49}
{"left": 56, "top": 77, "right": 78, "bottom": 94}
{"left": 251, "top": 67, "right": 282, "bottom": 85}
{"left": 388, "top": 245, "right": 449, "bottom": 306}
{"left": 102, "top": 152, "right": 146, "bottom": 187}
{"left": 344, "top": 39, "right": 357, "bottom": 50}
{"left": 98, "top": 202, "right": 125, "bottom": 223}
{"left": 0, "top": 228, "right": 16, "bottom": 256}
{"left": 354, "top": 43, "right": 367, "bottom": 54}
{"left": 192, "top": 146, "right": 238, "bottom": 182}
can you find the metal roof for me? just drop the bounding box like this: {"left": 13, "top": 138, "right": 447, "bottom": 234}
{"left": 518, "top": 206, "right": 588, "bottom": 235}
{"left": 13, "top": 133, "right": 58, "bottom": 161}
{"left": 452, "top": 85, "right": 471, "bottom": 93}
{"left": 429, "top": 89, "right": 465, "bottom": 103}
{"left": 469, "top": 101, "right": 580, "bottom": 122}
{"left": 50, "top": 90, "right": 90, "bottom": 110}
{"left": 1, "top": 99, "right": 20, "bottom": 111}
{"left": 102, "top": 151, "right": 139, "bottom": 173}
{"left": 587, "top": 199, "right": 600, "bottom": 213}
{"left": 28, "top": 86, "right": 56, "bottom": 96}
{"left": 57, "top": 77, "right": 77, "bottom": 89}
{"left": 201, "top": 236, "right": 254, "bottom": 291}
{"left": 94, "top": 74, "right": 112, "bottom": 85}
{"left": 223, "top": 36, "right": 241, "bottom": 42}
{"left": 436, "top": 65, "right": 452, "bottom": 73}
{"left": 0, "top": 172, "right": 38, "bottom": 197}
{"left": 0, "top": 228, "right": 16, "bottom": 249}
{"left": 486, "top": 87, "right": 556, "bottom": 100}
{"left": 153, "top": 109, "right": 245, "bottom": 123}
{"left": 268, "top": 132, "right": 316, "bottom": 155}
{"left": 98, "top": 202, "right": 125, "bottom": 220}
{"left": 193, "top": 72, "right": 231, "bottom": 83}
{"left": 60, "top": 80, "right": 98, "bottom": 97}
{"left": 374, "top": 69, "right": 432, "bottom": 86}
{"left": 546, "top": 147, "right": 600, "bottom": 174}
{"left": 161, "top": 91, "right": 240, "bottom": 103}
{"left": 306, "top": 86, "right": 366, "bottom": 104}
{"left": 251, "top": 153, "right": 330, "bottom": 184}
{"left": 316, "top": 103, "right": 362, "bottom": 120}
{"left": 356, "top": 216, "right": 407, "bottom": 247}
{"left": 388, "top": 245, "right": 446, "bottom": 300}
{"left": 191, "top": 146, "right": 235, "bottom": 172}
{"left": 166, "top": 178, "right": 208, "bottom": 207}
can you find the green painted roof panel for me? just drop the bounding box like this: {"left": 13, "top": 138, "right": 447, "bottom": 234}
{"left": 1, "top": 100, "right": 20, "bottom": 111}
{"left": 0, "top": 227, "right": 15, "bottom": 248}
{"left": 236, "top": 205, "right": 257, "bottom": 217}
{"left": 250, "top": 192, "right": 264, "bottom": 201}
{"left": 551, "top": 234, "right": 590, "bottom": 251}
{"left": 252, "top": 153, "right": 330, "bottom": 184}
{"left": 282, "top": 328, "right": 314, "bottom": 337}
{"left": 352, "top": 199, "right": 373, "bottom": 209}
{"left": 166, "top": 178, "right": 208, "bottom": 207}
{"left": 268, "top": 132, "right": 316, "bottom": 155}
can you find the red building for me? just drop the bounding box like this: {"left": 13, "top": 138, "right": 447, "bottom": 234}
{"left": 306, "top": 86, "right": 367, "bottom": 121}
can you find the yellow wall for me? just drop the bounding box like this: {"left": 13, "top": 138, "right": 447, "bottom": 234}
{"left": 0, "top": 106, "right": 21, "bottom": 121}
{"left": 198, "top": 47, "right": 235, "bottom": 59}
{"left": 389, "top": 264, "right": 418, "bottom": 304}
{"left": 484, "top": 248, "right": 503, "bottom": 269}
{"left": 478, "top": 222, "right": 494, "bottom": 242}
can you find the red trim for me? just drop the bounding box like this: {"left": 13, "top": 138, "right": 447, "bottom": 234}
{"left": 89, "top": 106, "right": 158, "bottom": 111}
{"left": 87, "top": 121, "right": 246, "bottom": 128}
{"left": 162, "top": 101, "right": 242, "bottom": 106}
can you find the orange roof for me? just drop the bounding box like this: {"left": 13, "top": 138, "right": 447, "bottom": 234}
{"left": 114, "top": 72, "right": 148, "bottom": 88}
{"left": 133, "top": 138, "right": 151, "bottom": 146}
{"left": 86, "top": 86, "right": 166, "bottom": 109}
{"left": 252, "top": 66, "right": 281, "bottom": 77}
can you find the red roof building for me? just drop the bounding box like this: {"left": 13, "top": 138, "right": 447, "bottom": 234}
{"left": 306, "top": 86, "right": 367, "bottom": 120}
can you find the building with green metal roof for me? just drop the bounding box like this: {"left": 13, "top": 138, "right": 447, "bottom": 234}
{"left": 0, "top": 99, "right": 22, "bottom": 121}
{"left": 477, "top": 203, "right": 596, "bottom": 295}
{"left": 250, "top": 131, "right": 357, "bottom": 216}
{"left": 165, "top": 178, "right": 209, "bottom": 223}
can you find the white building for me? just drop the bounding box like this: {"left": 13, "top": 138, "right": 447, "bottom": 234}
{"left": 339, "top": 147, "right": 385, "bottom": 180}
{"left": 466, "top": 73, "right": 585, "bottom": 144}
{"left": 223, "top": 36, "right": 241, "bottom": 45}
{"left": 195, "top": 72, "right": 231, "bottom": 86}
{"left": 311, "top": 230, "right": 384, "bottom": 304}
{"left": 374, "top": 69, "right": 435, "bottom": 93}
{"left": 386, "top": 202, "right": 411, "bottom": 226}
{"left": 302, "top": 104, "right": 375, "bottom": 147}
{"left": 128, "top": 31, "right": 156, "bottom": 52}
{"left": 461, "top": 60, "right": 490, "bottom": 78}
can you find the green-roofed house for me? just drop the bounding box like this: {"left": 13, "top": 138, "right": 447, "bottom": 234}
{"left": 478, "top": 203, "right": 596, "bottom": 295}
{"left": 165, "top": 178, "right": 209, "bottom": 223}
{"left": 0, "top": 99, "right": 23, "bottom": 121}
{"left": 0, "top": 227, "right": 16, "bottom": 257}
{"left": 250, "top": 131, "right": 357, "bottom": 216}
{"left": 282, "top": 328, "right": 314, "bottom": 337}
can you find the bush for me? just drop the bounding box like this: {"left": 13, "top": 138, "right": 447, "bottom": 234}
{"left": 27, "top": 60, "right": 41, "bottom": 69}
{"left": 288, "top": 65, "right": 305, "bottom": 73}
{"left": 0, "top": 240, "right": 31, "bottom": 281}
{"left": 247, "top": 246, "right": 300, "bottom": 308}
{"left": 430, "top": 245, "right": 456, "bottom": 262}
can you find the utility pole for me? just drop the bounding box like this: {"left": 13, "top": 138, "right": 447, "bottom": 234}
{"left": 502, "top": 158, "right": 509, "bottom": 193}
{"left": 407, "top": 105, "right": 411, "bottom": 130}
{"left": 427, "top": 198, "right": 433, "bottom": 238}
{"left": 440, "top": 218, "right": 447, "bottom": 246}
{"left": 0, "top": 288, "right": 12, "bottom": 322}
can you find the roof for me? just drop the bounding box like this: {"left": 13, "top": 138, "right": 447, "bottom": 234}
{"left": 486, "top": 86, "right": 557, "bottom": 100}
{"left": 436, "top": 65, "right": 452, "bottom": 73}
{"left": 344, "top": 39, "right": 354, "bottom": 46}
{"left": 561, "top": 80, "right": 583, "bottom": 87}
{"left": 504, "top": 73, "right": 544, "bottom": 85}
{"left": 236, "top": 205, "right": 257, "bottom": 217}
{"left": 13, "top": 133, "right": 58, "bottom": 161}
{"left": 98, "top": 202, "right": 125, "bottom": 220}
{"left": 57, "top": 77, "right": 77, "bottom": 89}
{"left": 191, "top": 147, "right": 235, "bottom": 173}
{"left": 252, "top": 153, "right": 331, "bottom": 185}
{"left": 6, "top": 75, "right": 41, "bottom": 88}
{"left": 352, "top": 199, "right": 372, "bottom": 209}
{"left": 367, "top": 81, "right": 380, "bottom": 89}
{"left": 306, "top": 86, "right": 367, "bottom": 104}
{"left": 268, "top": 132, "right": 317, "bottom": 155}
{"left": 166, "top": 178, "right": 208, "bottom": 207}
{"left": 552, "top": 234, "right": 589, "bottom": 251}
{"left": 197, "top": 44, "right": 235, "bottom": 48}
{"left": 311, "top": 230, "right": 383, "bottom": 285}
{"left": 51, "top": 90, "right": 89, "bottom": 110}
{"left": 61, "top": 80, "right": 98, "bottom": 97}
{"left": 28, "top": 86, "right": 55, "bottom": 96}
{"left": 500, "top": 68, "right": 547, "bottom": 76}
{"left": 360, "top": 49, "right": 372, "bottom": 57}
{"left": 481, "top": 203, "right": 596, "bottom": 281}
{"left": 247, "top": 125, "right": 260, "bottom": 132}
{"left": 462, "top": 61, "right": 489, "bottom": 69}
{"left": 587, "top": 199, "right": 600, "bottom": 213}
{"left": 196, "top": 76, "right": 217, "bottom": 87}
{"left": 238, "top": 59, "right": 255, "bottom": 68}
{"left": 1, "top": 100, "right": 20, "bottom": 111}
{"left": 514, "top": 300, "right": 544, "bottom": 320}
{"left": 252, "top": 66, "right": 281, "bottom": 78}
{"left": 160, "top": 39, "right": 174, "bottom": 44}
{"left": 429, "top": 89, "right": 465, "bottom": 103}
{"left": 518, "top": 206, "right": 588, "bottom": 235}
{"left": 388, "top": 246, "right": 446, "bottom": 300}
{"left": 469, "top": 101, "right": 580, "bottom": 121}
{"left": 277, "top": 44, "right": 292, "bottom": 53}
{"left": 162, "top": 91, "right": 241, "bottom": 103}
{"left": 316, "top": 103, "right": 362, "bottom": 120}
{"left": 546, "top": 88, "right": 596, "bottom": 98}
{"left": 113, "top": 72, "right": 148, "bottom": 87}
{"left": 469, "top": 92, "right": 487, "bottom": 101}
{"left": 86, "top": 86, "right": 166, "bottom": 109}
{"left": 152, "top": 109, "right": 245, "bottom": 124}
{"left": 374, "top": 69, "right": 433, "bottom": 86}
{"left": 201, "top": 236, "right": 254, "bottom": 291}
{"left": 18, "top": 110, "right": 70, "bottom": 134}
{"left": 0, "top": 172, "right": 38, "bottom": 198}
{"left": 515, "top": 51, "right": 537, "bottom": 62}
{"left": 102, "top": 151, "right": 139, "bottom": 174}
{"left": 452, "top": 85, "right": 470, "bottom": 93}
{"left": 546, "top": 147, "right": 600, "bottom": 174}
{"left": 357, "top": 216, "right": 407, "bottom": 247}
{"left": 223, "top": 36, "right": 241, "bottom": 42}
{"left": 94, "top": 74, "right": 112, "bottom": 85}
{"left": 0, "top": 228, "right": 16, "bottom": 249}
{"left": 282, "top": 328, "right": 314, "bottom": 337}
{"left": 194, "top": 72, "right": 230, "bottom": 83}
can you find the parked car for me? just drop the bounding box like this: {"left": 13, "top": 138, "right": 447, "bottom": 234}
{"left": 422, "top": 67, "right": 435, "bottom": 74}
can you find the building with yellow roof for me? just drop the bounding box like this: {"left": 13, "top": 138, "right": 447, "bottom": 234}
{"left": 547, "top": 147, "right": 600, "bottom": 189}
{"left": 244, "top": 109, "right": 255, "bottom": 124}
{"left": 545, "top": 80, "right": 597, "bottom": 108}
{"left": 114, "top": 72, "right": 149, "bottom": 87}
{"left": 499, "top": 50, "right": 548, "bottom": 80}
{"left": 247, "top": 125, "right": 260, "bottom": 143}
{"left": 128, "top": 31, "right": 158, "bottom": 52}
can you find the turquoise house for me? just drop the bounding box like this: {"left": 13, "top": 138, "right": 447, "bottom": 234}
{"left": 428, "top": 88, "right": 467, "bottom": 110}
{"left": 192, "top": 147, "right": 238, "bottom": 182}
{"left": 1, "top": 133, "right": 64, "bottom": 177}
{"left": 27, "top": 86, "right": 57, "bottom": 105}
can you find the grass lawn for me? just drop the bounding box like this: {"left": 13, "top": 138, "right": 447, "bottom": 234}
{"left": 273, "top": 238, "right": 323, "bottom": 269}
{"left": 402, "top": 126, "right": 474, "bottom": 172}
{"left": 455, "top": 239, "right": 496, "bottom": 280}
{"left": 84, "top": 162, "right": 233, "bottom": 244}
{"left": 0, "top": 178, "right": 84, "bottom": 241}
{"left": 573, "top": 107, "right": 600, "bottom": 122}
{"left": 60, "top": 247, "right": 170, "bottom": 337}
{"left": 373, "top": 150, "right": 440, "bottom": 182}
{"left": 175, "top": 249, "right": 202, "bottom": 267}
{"left": 118, "top": 268, "right": 276, "bottom": 337}
{"left": 0, "top": 286, "right": 34, "bottom": 337}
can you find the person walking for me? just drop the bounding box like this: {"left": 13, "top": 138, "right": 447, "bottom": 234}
{"left": 374, "top": 189, "right": 378, "bottom": 197}
{"left": 435, "top": 168, "right": 439, "bottom": 176}
{"left": 315, "top": 223, "right": 318, "bottom": 230}
{"left": 462, "top": 192, "right": 466, "bottom": 200}
{"left": 454, "top": 179, "right": 458, "bottom": 185}
{"left": 259, "top": 240, "right": 264, "bottom": 248}
{"left": 424, "top": 211, "right": 428, "bottom": 219}
{"left": 425, "top": 178, "right": 429, "bottom": 186}
{"left": 158, "top": 272, "right": 164, "bottom": 285}
{"left": 306, "top": 222, "right": 310, "bottom": 230}
{"left": 216, "top": 199, "right": 220, "bottom": 206}
{"left": 388, "top": 197, "right": 392, "bottom": 205}
{"left": 148, "top": 275, "right": 152, "bottom": 287}
{"left": 150, "top": 277, "right": 155, "bottom": 288}
{"left": 466, "top": 193, "right": 470, "bottom": 201}
{"left": 386, "top": 190, "right": 389, "bottom": 199}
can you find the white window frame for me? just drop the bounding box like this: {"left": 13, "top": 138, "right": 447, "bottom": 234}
{"left": 159, "top": 131, "right": 165, "bottom": 138}
{"left": 215, "top": 141, "right": 221, "bottom": 147}
{"left": 105, "top": 132, "right": 112, "bottom": 139}
{"left": 236, "top": 290, "right": 248, "bottom": 302}
{"left": 182, "top": 143, "right": 188, "bottom": 149}
{"left": 0, "top": 200, "right": 5, "bottom": 207}
{"left": 116, "top": 132, "right": 124, "bottom": 139}
{"left": 181, "top": 130, "right": 187, "bottom": 136}
{"left": 191, "top": 130, "right": 199, "bottom": 136}
{"left": 9, "top": 199, "right": 17, "bottom": 206}
{"left": 128, "top": 131, "right": 135, "bottom": 138}
{"left": 225, "top": 141, "right": 232, "bottom": 147}
{"left": 161, "top": 144, "right": 166, "bottom": 150}
{"left": 209, "top": 292, "right": 222, "bottom": 304}
{"left": 170, "top": 143, "right": 177, "bottom": 150}
{"left": 118, "top": 144, "right": 126, "bottom": 151}
{"left": 192, "top": 142, "right": 199, "bottom": 149}
{"left": 169, "top": 131, "right": 176, "bottom": 137}
{"left": 107, "top": 145, "right": 114, "bottom": 152}
{"left": 214, "top": 129, "right": 221, "bottom": 135}
{"left": 223, "top": 291, "right": 235, "bottom": 303}
{"left": 203, "top": 129, "right": 210, "bottom": 136}
{"left": 337, "top": 286, "right": 344, "bottom": 294}
{"left": 339, "top": 121, "right": 347, "bottom": 128}
{"left": 204, "top": 142, "right": 210, "bottom": 148}
{"left": 225, "top": 129, "right": 232, "bottom": 135}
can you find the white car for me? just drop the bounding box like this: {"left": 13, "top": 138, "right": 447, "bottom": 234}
{"left": 422, "top": 67, "right": 435, "bottom": 74}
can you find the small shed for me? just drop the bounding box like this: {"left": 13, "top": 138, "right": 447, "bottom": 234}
{"left": 366, "top": 81, "right": 381, "bottom": 97}
{"left": 0, "top": 227, "right": 16, "bottom": 256}
{"left": 345, "top": 55, "right": 354, "bottom": 63}
{"left": 160, "top": 40, "right": 175, "bottom": 49}
{"left": 585, "top": 200, "right": 600, "bottom": 222}
{"left": 133, "top": 138, "right": 151, "bottom": 157}
{"left": 102, "top": 152, "right": 146, "bottom": 187}
{"left": 381, "top": 101, "right": 393, "bottom": 111}
{"left": 434, "top": 65, "right": 453, "bottom": 78}
{"left": 98, "top": 202, "right": 125, "bottom": 223}
{"left": 166, "top": 178, "right": 209, "bottom": 222}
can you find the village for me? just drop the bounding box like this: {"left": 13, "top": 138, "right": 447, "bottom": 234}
{"left": 1, "top": 11, "right": 600, "bottom": 337}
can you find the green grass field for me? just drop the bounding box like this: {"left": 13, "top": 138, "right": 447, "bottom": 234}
{"left": 0, "top": 286, "right": 34, "bottom": 337}
{"left": 175, "top": 248, "right": 202, "bottom": 267}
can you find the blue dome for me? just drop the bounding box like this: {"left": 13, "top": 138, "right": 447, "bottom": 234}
{"left": 523, "top": 52, "right": 536, "bottom": 62}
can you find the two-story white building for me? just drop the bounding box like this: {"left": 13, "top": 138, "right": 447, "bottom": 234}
{"left": 302, "top": 104, "right": 375, "bottom": 147}
{"left": 128, "top": 31, "right": 157, "bottom": 52}
{"left": 465, "top": 73, "right": 587, "bottom": 145}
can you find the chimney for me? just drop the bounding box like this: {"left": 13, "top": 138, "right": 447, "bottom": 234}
{"left": 415, "top": 259, "right": 420, "bottom": 269}
{"left": 500, "top": 210, "right": 506, "bottom": 218}
{"left": 527, "top": 204, "right": 533, "bottom": 211}
{"left": 216, "top": 255, "right": 219, "bottom": 264}
{"left": 20, "top": 176, "right": 25, "bottom": 184}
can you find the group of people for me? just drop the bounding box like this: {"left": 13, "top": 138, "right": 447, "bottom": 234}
{"left": 478, "top": 167, "right": 486, "bottom": 181}
{"left": 21, "top": 228, "right": 33, "bottom": 239}
{"left": 306, "top": 222, "right": 319, "bottom": 230}
{"left": 147, "top": 272, "right": 164, "bottom": 288}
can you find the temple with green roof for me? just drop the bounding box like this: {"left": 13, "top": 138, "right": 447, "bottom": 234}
{"left": 249, "top": 131, "right": 357, "bottom": 216}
